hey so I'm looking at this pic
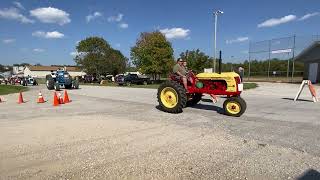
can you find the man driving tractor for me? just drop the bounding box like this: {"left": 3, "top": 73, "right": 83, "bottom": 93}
{"left": 173, "top": 58, "right": 188, "bottom": 91}
{"left": 173, "top": 58, "right": 218, "bottom": 103}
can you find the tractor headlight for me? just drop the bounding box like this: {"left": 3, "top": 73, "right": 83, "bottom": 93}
{"left": 196, "top": 81, "right": 204, "bottom": 88}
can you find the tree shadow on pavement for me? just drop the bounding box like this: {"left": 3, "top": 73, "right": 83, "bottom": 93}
{"left": 282, "top": 98, "right": 314, "bottom": 102}
{"left": 296, "top": 169, "right": 320, "bottom": 180}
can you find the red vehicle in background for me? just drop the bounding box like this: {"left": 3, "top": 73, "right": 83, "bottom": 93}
{"left": 8, "top": 76, "right": 22, "bottom": 85}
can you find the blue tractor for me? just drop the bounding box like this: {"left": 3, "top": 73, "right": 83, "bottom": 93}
{"left": 46, "top": 70, "right": 79, "bottom": 91}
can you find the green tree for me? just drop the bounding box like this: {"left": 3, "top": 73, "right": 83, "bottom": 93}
{"left": 13, "top": 63, "right": 30, "bottom": 67}
{"left": 131, "top": 31, "right": 174, "bottom": 80}
{"left": 179, "top": 49, "right": 212, "bottom": 73}
{"left": 74, "top": 37, "right": 127, "bottom": 76}
{"left": 0, "top": 64, "right": 4, "bottom": 72}
{"left": 125, "top": 61, "right": 138, "bottom": 72}
{"left": 108, "top": 49, "right": 127, "bottom": 75}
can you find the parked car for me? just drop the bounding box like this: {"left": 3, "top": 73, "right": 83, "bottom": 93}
{"left": 115, "top": 74, "right": 125, "bottom": 85}
{"left": 0, "top": 75, "right": 5, "bottom": 84}
{"left": 116, "top": 74, "right": 151, "bottom": 86}
{"left": 21, "top": 76, "right": 38, "bottom": 86}
{"left": 9, "top": 77, "right": 22, "bottom": 85}
{"left": 81, "top": 75, "right": 99, "bottom": 83}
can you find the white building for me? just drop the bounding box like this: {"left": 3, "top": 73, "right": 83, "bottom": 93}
{"left": 12, "top": 66, "right": 25, "bottom": 75}
{"left": 24, "top": 66, "right": 86, "bottom": 78}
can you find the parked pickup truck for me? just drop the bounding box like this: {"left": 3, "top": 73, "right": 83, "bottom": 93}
{"left": 116, "top": 74, "right": 151, "bottom": 86}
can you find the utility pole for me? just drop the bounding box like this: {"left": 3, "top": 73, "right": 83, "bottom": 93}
{"left": 213, "top": 10, "right": 223, "bottom": 73}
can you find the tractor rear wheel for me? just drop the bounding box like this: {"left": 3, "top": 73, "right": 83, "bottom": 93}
{"left": 157, "top": 81, "right": 187, "bottom": 113}
{"left": 46, "top": 78, "right": 54, "bottom": 90}
{"left": 223, "top": 96, "right": 247, "bottom": 117}
{"left": 187, "top": 93, "right": 202, "bottom": 107}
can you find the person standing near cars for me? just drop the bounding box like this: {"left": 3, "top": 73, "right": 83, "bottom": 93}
{"left": 238, "top": 66, "right": 244, "bottom": 82}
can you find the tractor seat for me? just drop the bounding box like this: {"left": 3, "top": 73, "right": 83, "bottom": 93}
{"left": 169, "top": 73, "right": 181, "bottom": 82}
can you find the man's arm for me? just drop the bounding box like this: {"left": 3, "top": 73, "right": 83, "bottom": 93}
{"left": 176, "top": 71, "right": 186, "bottom": 77}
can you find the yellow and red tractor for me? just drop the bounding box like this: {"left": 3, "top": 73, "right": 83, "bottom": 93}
{"left": 157, "top": 69, "right": 247, "bottom": 117}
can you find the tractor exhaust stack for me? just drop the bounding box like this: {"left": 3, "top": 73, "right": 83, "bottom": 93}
{"left": 218, "top": 50, "right": 222, "bottom": 74}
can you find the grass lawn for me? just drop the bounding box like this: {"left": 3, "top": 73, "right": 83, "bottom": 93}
{"left": 247, "top": 76, "right": 303, "bottom": 83}
{"left": 82, "top": 82, "right": 258, "bottom": 90}
{"left": 243, "top": 83, "right": 258, "bottom": 90}
{"left": 0, "top": 85, "right": 28, "bottom": 95}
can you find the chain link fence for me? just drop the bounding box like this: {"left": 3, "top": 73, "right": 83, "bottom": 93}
{"left": 246, "top": 34, "right": 320, "bottom": 82}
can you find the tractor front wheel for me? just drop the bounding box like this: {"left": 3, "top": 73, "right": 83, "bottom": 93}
{"left": 223, "top": 97, "right": 247, "bottom": 117}
{"left": 46, "top": 79, "right": 54, "bottom": 90}
{"left": 157, "top": 81, "right": 187, "bottom": 113}
{"left": 54, "top": 82, "right": 60, "bottom": 91}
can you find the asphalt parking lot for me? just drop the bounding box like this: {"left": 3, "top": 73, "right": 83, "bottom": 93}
{"left": 0, "top": 82, "right": 320, "bottom": 179}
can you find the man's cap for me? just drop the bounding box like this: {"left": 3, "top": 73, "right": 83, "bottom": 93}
{"left": 177, "top": 58, "right": 184, "bottom": 62}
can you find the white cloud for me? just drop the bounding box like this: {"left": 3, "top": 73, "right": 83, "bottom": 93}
{"left": 30, "top": 7, "right": 71, "bottom": 25}
{"left": 108, "top": 13, "right": 123, "bottom": 22}
{"left": 33, "top": 48, "right": 45, "bottom": 52}
{"left": 86, "top": 11, "right": 102, "bottom": 23}
{"left": 299, "top": 12, "right": 319, "bottom": 21}
{"left": 226, "top": 37, "right": 249, "bottom": 44}
{"left": 70, "top": 51, "right": 78, "bottom": 57}
{"left": 70, "top": 51, "right": 87, "bottom": 57}
{"left": 258, "top": 15, "right": 296, "bottom": 28}
{"left": 0, "top": 7, "right": 34, "bottom": 23}
{"left": 119, "top": 23, "right": 128, "bottom": 29}
{"left": 160, "top": 28, "right": 190, "bottom": 39}
{"left": 2, "top": 39, "right": 16, "bottom": 44}
{"left": 20, "top": 48, "right": 28, "bottom": 52}
{"left": 13, "top": 1, "right": 24, "bottom": 10}
{"left": 32, "top": 31, "right": 64, "bottom": 39}
{"left": 241, "top": 50, "right": 249, "bottom": 54}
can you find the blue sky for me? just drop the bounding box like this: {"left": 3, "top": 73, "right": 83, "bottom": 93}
{"left": 0, "top": 0, "right": 319, "bottom": 65}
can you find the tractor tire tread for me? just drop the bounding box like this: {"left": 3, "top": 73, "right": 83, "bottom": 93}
{"left": 223, "top": 96, "right": 247, "bottom": 117}
{"left": 157, "top": 81, "right": 187, "bottom": 113}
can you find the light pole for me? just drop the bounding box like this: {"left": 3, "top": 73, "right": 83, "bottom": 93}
{"left": 213, "top": 10, "right": 223, "bottom": 73}
{"left": 230, "top": 56, "right": 234, "bottom": 71}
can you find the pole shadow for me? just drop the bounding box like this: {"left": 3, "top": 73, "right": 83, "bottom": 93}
{"left": 282, "top": 98, "right": 314, "bottom": 102}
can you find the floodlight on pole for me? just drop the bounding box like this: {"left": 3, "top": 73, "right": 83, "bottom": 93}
{"left": 213, "top": 10, "right": 223, "bottom": 73}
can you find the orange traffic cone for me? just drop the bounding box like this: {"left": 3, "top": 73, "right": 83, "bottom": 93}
{"left": 58, "top": 92, "right": 64, "bottom": 104}
{"left": 18, "top": 92, "right": 24, "bottom": 104}
{"left": 37, "top": 91, "right": 45, "bottom": 103}
{"left": 64, "top": 90, "right": 71, "bottom": 103}
{"left": 53, "top": 92, "right": 60, "bottom": 106}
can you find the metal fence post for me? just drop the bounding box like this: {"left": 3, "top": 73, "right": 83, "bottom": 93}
{"left": 248, "top": 41, "right": 251, "bottom": 81}
{"left": 268, "top": 40, "right": 271, "bottom": 80}
{"left": 291, "top": 35, "right": 296, "bottom": 83}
